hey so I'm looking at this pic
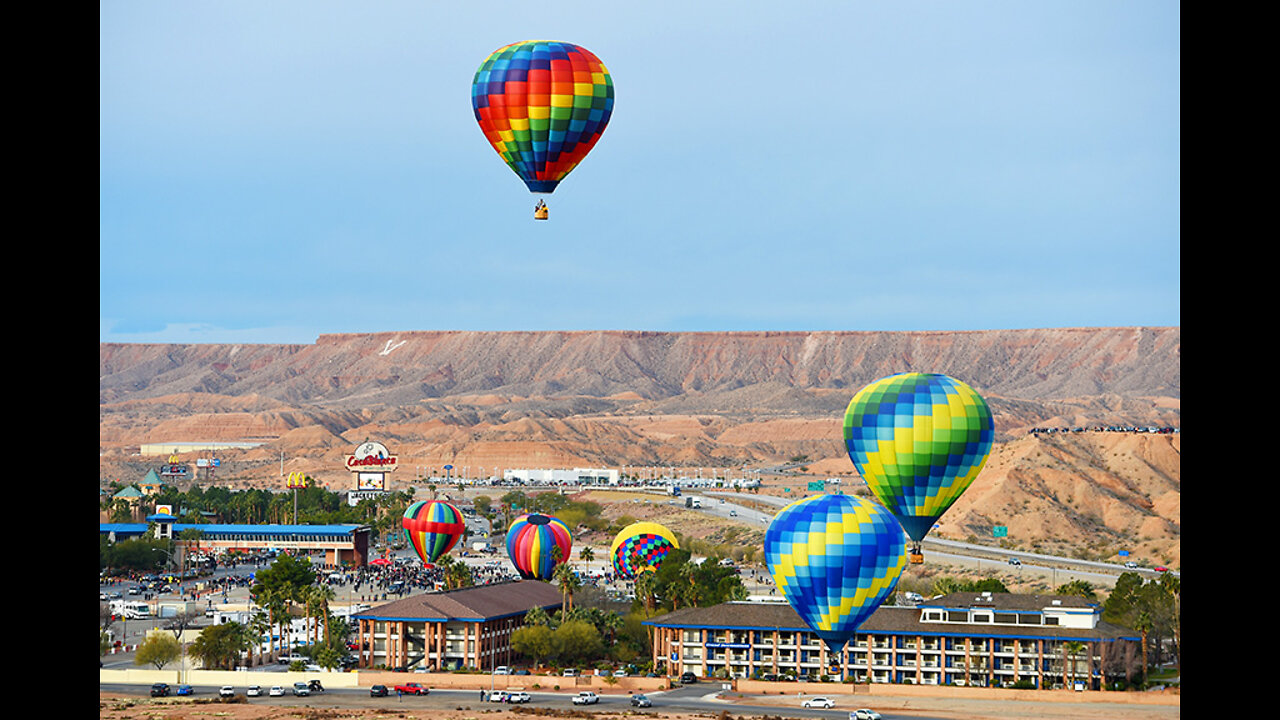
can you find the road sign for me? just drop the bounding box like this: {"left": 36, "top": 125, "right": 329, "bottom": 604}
{"left": 807, "top": 480, "right": 824, "bottom": 491}
{"left": 993, "top": 526, "right": 1008, "bottom": 538}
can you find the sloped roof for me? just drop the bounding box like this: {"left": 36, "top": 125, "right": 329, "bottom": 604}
{"left": 354, "top": 580, "right": 564, "bottom": 622}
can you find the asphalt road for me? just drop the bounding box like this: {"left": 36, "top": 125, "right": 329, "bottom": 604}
{"left": 100, "top": 682, "right": 944, "bottom": 720}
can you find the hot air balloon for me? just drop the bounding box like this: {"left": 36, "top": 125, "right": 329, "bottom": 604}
{"left": 842, "top": 372, "right": 994, "bottom": 563}
{"left": 506, "top": 513, "right": 573, "bottom": 580}
{"left": 764, "top": 493, "right": 907, "bottom": 665}
{"left": 402, "top": 500, "right": 465, "bottom": 567}
{"left": 610, "top": 521, "right": 679, "bottom": 579}
{"left": 471, "top": 40, "right": 614, "bottom": 220}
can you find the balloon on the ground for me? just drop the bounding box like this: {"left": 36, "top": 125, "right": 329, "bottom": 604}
{"left": 506, "top": 513, "right": 573, "bottom": 580}
{"left": 610, "top": 521, "right": 679, "bottom": 579}
{"left": 842, "top": 372, "right": 994, "bottom": 543}
{"left": 764, "top": 493, "right": 907, "bottom": 654}
{"left": 402, "top": 500, "right": 465, "bottom": 567}
{"left": 471, "top": 40, "right": 614, "bottom": 195}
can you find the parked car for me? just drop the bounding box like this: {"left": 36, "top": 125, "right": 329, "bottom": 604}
{"left": 487, "top": 691, "right": 509, "bottom": 703}
{"left": 562, "top": 668, "right": 579, "bottom": 677}
{"left": 572, "top": 692, "right": 599, "bottom": 705}
{"left": 631, "top": 694, "right": 652, "bottom": 707}
{"left": 493, "top": 665, "right": 510, "bottom": 675}
{"left": 247, "top": 685, "right": 262, "bottom": 697}
{"left": 680, "top": 672, "right": 698, "bottom": 684}
{"left": 507, "top": 691, "right": 531, "bottom": 704}
{"left": 803, "top": 697, "right": 834, "bottom": 709}
{"left": 853, "top": 710, "right": 883, "bottom": 720}
{"left": 269, "top": 686, "right": 285, "bottom": 697}
{"left": 176, "top": 685, "right": 193, "bottom": 696}
{"left": 149, "top": 683, "right": 170, "bottom": 697}
{"left": 394, "top": 682, "right": 429, "bottom": 696}
{"left": 370, "top": 685, "right": 389, "bottom": 697}
{"left": 219, "top": 686, "right": 235, "bottom": 698}
{"left": 292, "top": 682, "right": 310, "bottom": 696}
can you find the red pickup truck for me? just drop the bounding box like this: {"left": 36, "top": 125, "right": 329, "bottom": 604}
{"left": 393, "top": 683, "right": 429, "bottom": 696}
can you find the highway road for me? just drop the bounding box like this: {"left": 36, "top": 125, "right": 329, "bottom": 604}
{"left": 693, "top": 489, "right": 1178, "bottom": 586}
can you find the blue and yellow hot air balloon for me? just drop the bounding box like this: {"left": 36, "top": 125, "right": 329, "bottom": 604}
{"left": 402, "top": 500, "right": 465, "bottom": 568}
{"left": 764, "top": 493, "right": 907, "bottom": 660}
{"left": 610, "top": 521, "right": 679, "bottom": 579}
{"left": 843, "top": 372, "right": 994, "bottom": 560}
{"left": 506, "top": 513, "right": 573, "bottom": 580}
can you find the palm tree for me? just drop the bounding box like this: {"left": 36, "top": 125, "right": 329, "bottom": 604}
{"left": 245, "top": 610, "right": 271, "bottom": 667}
{"left": 1063, "top": 641, "right": 1087, "bottom": 689}
{"left": 1135, "top": 611, "right": 1153, "bottom": 687}
{"left": 579, "top": 546, "right": 595, "bottom": 564}
{"left": 553, "top": 562, "right": 580, "bottom": 613}
{"left": 313, "top": 584, "right": 336, "bottom": 644}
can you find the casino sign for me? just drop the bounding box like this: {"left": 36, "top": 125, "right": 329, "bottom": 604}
{"left": 344, "top": 441, "right": 397, "bottom": 506}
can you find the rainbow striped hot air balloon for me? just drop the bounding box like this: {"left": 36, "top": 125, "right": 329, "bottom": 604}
{"left": 506, "top": 513, "right": 573, "bottom": 581}
{"left": 471, "top": 40, "right": 614, "bottom": 215}
{"left": 402, "top": 500, "right": 465, "bottom": 568}
{"left": 764, "top": 493, "right": 907, "bottom": 656}
{"left": 842, "top": 373, "right": 994, "bottom": 545}
{"left": 610, "top": 521, "right": 679, "bottom": 579}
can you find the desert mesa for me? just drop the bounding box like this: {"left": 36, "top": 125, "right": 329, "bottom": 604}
{"left": 99, "top": 327, "right": 1180, "bottom": 566}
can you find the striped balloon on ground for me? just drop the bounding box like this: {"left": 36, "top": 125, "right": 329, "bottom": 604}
{"left": 842, "top": 372, "right": 994, "bottom": 543}
{"left": 764, "top": 493, "right": 907, "bottom": 654}
{"left": 402, "top": 500, "right": 465, "bottom": 568}
{"left": 506, "top": 513, "right": 573, "bottom": 581}
{"left": 610, "top": 521, "right": 679, "bottom": 579}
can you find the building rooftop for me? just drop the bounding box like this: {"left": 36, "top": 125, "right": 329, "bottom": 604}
{"left": 353, "top": 580, "right": 564, "bottom": 623}
{"left": 645, "top": 596, "right": 1136, "bottom": 642}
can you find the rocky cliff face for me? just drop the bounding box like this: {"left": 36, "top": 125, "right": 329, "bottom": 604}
{"left": 99, "top": 327, "right": 1180, "bottom": 564}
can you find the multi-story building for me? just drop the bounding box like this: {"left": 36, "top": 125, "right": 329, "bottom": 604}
{"left": 646, "top": 592, "right": 1141, "bottom": 690}
{"left": 352, "top": 580, "right": 564, "bottom": 671}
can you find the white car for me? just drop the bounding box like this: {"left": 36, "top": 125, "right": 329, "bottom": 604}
{"left": 853, "top": 710, "right": 883, "bottom": 720}
{"left": 487, "top": 691, "right": 508, "bottom": 703}
{"left": 218, "top": 686, "right": 235, "bottom": 698}
{"left": 268, "top": 686, "right": 285, "bottom": 697}
{"left": 803, "top": 696, "right": 834, "bottom": 709}
{"left": 247, "top": 686, "right": 262, "bottom": 697}
{"left": 507, "top": 691, "right": 531, "bottom": 704}
{"left": 572, "top": 692, "right": 599, "bottom": 705}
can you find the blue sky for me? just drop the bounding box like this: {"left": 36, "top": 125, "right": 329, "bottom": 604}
{"left": 100, "top": 1, "right": 1179, "bottom": 344}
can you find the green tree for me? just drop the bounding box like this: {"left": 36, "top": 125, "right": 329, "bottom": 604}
{"left": 1056, "top": 580, "right": 1097, "bottom": 601}
{"left": 135, "top": 633, "right": 182, "bottom": 671}
{"left": 512, "top": 623, "right": 555, "bottom": 667}
{"left": 188, "top": 622, "right": 249, "bottom": 670}
{"left": 553, "top": 620, "right": 603, "bottom": 666}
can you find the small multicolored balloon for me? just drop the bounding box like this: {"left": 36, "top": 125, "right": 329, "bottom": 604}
{"left": 506, "top": 513, "right": 573, "bottom": 580}
{"left": 472, "top": 40, "right": 614, "bottom": 195}
{"left": 765, "top": 493, "right": 907, "bottom": 654}
{"left": 402, "top": 500, "right": 465, "bottom": 567}
{"left": 610, "top": 521, "right": 679, "bottom": 579}
{"left": 842, "top": 372, "right": 994, "bottom": 543}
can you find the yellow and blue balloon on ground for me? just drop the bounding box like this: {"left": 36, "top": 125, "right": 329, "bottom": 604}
{"left": 764, "top": 493, "right": 907, "bottom": 654}
{"left": 506, "top": 513, "right": 573, "bottom": 580}
{"left": 843, "top": 372, "right": 994, "bottom": 543}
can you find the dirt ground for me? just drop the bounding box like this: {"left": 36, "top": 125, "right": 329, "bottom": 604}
{"left": 98, "top": 691, "right": 1181, "bottom": 720}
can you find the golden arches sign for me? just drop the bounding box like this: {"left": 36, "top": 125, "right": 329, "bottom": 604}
{"left": 286, "top": 471, "right": 310, "bottom": 489}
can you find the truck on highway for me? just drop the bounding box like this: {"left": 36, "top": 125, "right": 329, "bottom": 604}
{"left": 668, "top": 485, "right": 682, "bottom": 497}
{"left": 684, "top": 496, "right": 702, "bottom": 508}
